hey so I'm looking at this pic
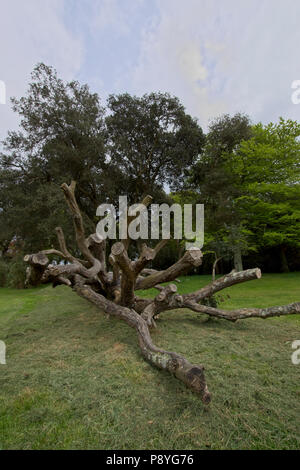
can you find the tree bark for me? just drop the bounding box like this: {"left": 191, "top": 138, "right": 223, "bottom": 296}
{"left": 24, "top": 181, "right": 300, "bottom": 404}
{"left": 280, "top": 245, "right": 290, "bottom": 273}
{"left": 212, "top": 256, "right": 222, "bottom": 281}
{"left": 233, "top": 246, "right": 243, "bottom": 272}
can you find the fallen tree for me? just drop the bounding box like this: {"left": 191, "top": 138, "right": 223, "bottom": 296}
{"left": 24, "top": 182, "right": 300, "bottom": 404}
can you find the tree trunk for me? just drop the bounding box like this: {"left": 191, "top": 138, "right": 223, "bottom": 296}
{"left": 212, "top": 255, "right": 222, "bottom": 281}
{"left": 280, "top": 246, "right": 289, "bottom": 273}
{"left": 24, "top": 181, "right": 300, "bottom": 404}
{"left": 233, "top": 246, "right": 243, "bottom": 272}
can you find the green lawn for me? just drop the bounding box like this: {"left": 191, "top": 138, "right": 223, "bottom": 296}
{"left": 0, "top": 273, "right": 300, "bottom": 450}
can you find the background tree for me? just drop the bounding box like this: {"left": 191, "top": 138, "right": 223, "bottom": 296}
{"left": 0, "top": 67, "right": 205, "bottom": 259}
{"left": 0, "top": 63, "right": 110, "bottom": 254}
{"left": 189, "top": 115, "right": 300, "bottom": 273}
{"left": 106, "top": 92, "right": 205, "bottom": 202}
{"left": 229, "top": 118, "right": 300, "bottom": 272}
{"left": 190, "top": 113, "right": 253, "bottom": 271}
{"left": 1, "top": 63, "right": 300, "bottom": 277}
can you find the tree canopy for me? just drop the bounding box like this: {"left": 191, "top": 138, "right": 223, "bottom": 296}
{"left": 0, "top": 64, "right": 204, "bottom": 254}
{"left": 1, "top": 63, "right": 300, "bottom": 275}
{"left": 106, "top": 92, "right": 205, "bottom": 200}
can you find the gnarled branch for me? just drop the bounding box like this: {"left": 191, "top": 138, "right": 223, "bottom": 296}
{"left": 135, "top": 247, "right": 203, "bottom": 290}
{"left": 24, "top": 181, "right": 300, "bottom": 404}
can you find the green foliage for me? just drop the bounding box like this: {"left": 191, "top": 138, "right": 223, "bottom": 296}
{"left": 106, "top": 92, "right": 205, "bottom": 200}
{"left": 0, "top": 63, "right": 109, "bottom": 253}
{"left": 6, "top": 256, "right": 26, "bottom": 288}
{"left": 152, "top": 239, "right": 180, "bottom": 270}
{"left": 0, "top": 259, "right": 7, "bottom": 286}
{"left": 190, "top": 115, "right": 300, "bottom": 271}
{"left": 189, "top": 113, "right": 253, "bottom": 269}
{"left": 230, "top": 119, "right": 300, "bottom": 271}
{"left": 0, "top": 256, "right": 26, "bottom": 288}
{"left": 200, "top": 294, "right": 221, "bottom": 308}
{"left": 1, "top": 63, "right": 299, "bottom": 272}
{"left": 230, "top": 118, "right": 300, "bottom": 185}
{"left": 0, "top": 65, "right": 205, "bottom": 255}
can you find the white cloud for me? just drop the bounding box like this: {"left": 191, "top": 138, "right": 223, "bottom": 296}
{"left": 132, "top": 0, "right": 300, "bottom": 127}
{"left": 1, "top": 0, "right": 300, "bottom": 141}
{"left": 90, "top": 0, "right": 131, "bottom": 36}
{"left": 0, "top": 0, "right": 83, "bottom": 141}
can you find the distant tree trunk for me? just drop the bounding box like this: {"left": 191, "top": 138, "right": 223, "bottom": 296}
{"left": 212, "top": 256, "right": 222, "bottom": 281}
{"left": 219, "top": 257, "right": 224, "bottom": 275}
{"left": 280, "top": 246, "right": 289, "bottom": 273}
{"left": 233, "top": 246, "right": 243, "bottom": 272}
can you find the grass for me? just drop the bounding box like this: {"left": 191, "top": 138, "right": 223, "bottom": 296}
{"left": 0, "top": 273, "right": 300, "bottom": 450}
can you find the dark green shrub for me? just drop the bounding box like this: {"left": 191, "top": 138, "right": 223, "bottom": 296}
{"left": 0, "top": 259, "right": 7, "bottom": 286}
{"left": 201, "top": 295, "right": 220, "bottom": 308}
{"left": 6, "top": 256, "right": 26, "bottom": 288}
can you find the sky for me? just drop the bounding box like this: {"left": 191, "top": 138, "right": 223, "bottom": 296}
{"left": 1, "top": 0, "right": 300, "bottom": 141}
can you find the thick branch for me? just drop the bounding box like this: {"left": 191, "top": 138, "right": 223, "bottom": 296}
{"left": 74, "top": 279, "right": 211, "bottom": 404}
{"left": 122, "top": 194, "right": 153, "bottom": 251}
{"left": 109, "top": 254, "right": 120, "bottom": 285}
{"left": 24, "top": 253, "right": 50, "bottom": 286}
{"left": 184, "top": 268, "right": 262, "bottom": 303}
{"left": 46, "top": 259, "right": 102, "bottom": 280}
{"left": 55, "top": 226, "right": 89, "bottom": 267}
{"left": 135, "top": 248, "right": 203, "bottom": 290}
{"left": 61, "top": 181, "right": 95, "bottom": 265}
{"left": 24, "top": 180, "right": 300, "bottom": 404}
{"left": 86, "top": 233, "right": 107, "bottom": 271}
{"left": 139, "top": 269, "right": 300, "bottom": 326}
{"left": 111, "top": 242, "right": 136, "bottom": 307}
{"left": 140, "top": 268, "right": 160, "bottom": 276}
{"left": 140, "top": 275, "right": 300, "bottom": 324}
{"left": 183, "top": 300, "right": 300, "bottom": 321}
{"left": 141, "top": 284, "right": 182, "bottom": 326}
{"left": 24, "top": 251, "right": 102, "bottom": 289}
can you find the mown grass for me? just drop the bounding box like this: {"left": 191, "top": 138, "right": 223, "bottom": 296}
{"left": 0, "top": 273, "right": 299, "bottom": 450}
